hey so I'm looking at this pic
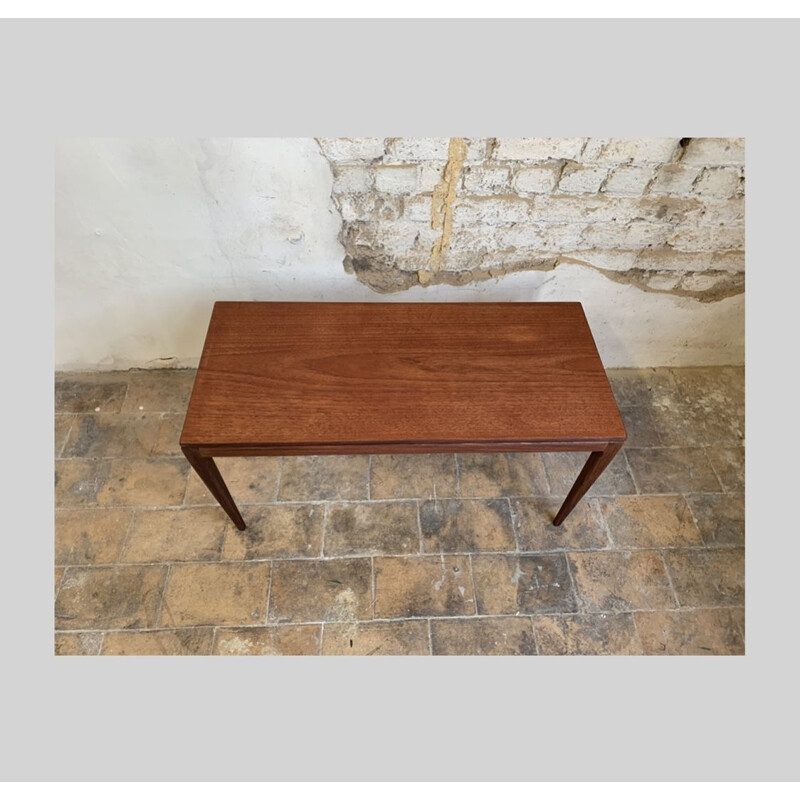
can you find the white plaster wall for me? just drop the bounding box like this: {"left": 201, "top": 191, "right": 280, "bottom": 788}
{"left": 55, "top": 138, "right": 744, "bottom": 370}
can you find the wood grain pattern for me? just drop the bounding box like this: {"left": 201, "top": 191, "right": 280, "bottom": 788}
{"left": 180, "top": 302, "right": 627, "bottom": 450}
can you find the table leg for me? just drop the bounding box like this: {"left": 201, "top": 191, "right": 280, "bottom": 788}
{"left": 552, "top": 442, "right": 623, "bottom": 526}
{"left": 181, "top": 446, "right": 247, "bottom": 530}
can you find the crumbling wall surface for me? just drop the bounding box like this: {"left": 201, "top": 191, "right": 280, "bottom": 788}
{"left": 317, "top": 137, "right": 745, "bottom": 302}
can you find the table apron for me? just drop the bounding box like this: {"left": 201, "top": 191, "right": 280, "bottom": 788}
{"left": 186, "top": 439, "right": 624, "bottom": 458}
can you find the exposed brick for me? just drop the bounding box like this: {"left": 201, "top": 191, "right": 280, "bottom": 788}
{"left": 513, "top": 164, "right": 560, "bottom": 194}
{"left": 452, "top": 196, "right": 532, "bottom": 225}
{"left": 319, "top": 136, "right": 746, "bottom": 294}
{"left": 668, "top": 225, "right": 745, "bottom": 252}
{"left": 583, "top": 138, "right": 680, "bottom": 164}
{"left": 419, "top": 162, "right": 446, "bottom": 192}
{"left": 403, "top": 195, "right": 433, "bottom": 222}
{"left": 387, "top": 138, "right": 450, "bottom": 161}
{"left": 558, "top": 164, "right": 609, "bottom": 194}
{"left": 374, "top": 165, "right": 419, "bottom": 194}
{"left": 692, "top": 167, "right": 742, "bottom": 200}
{"left": 681, "top": 137, "right": 744, "bottom": 166}
{"left": 332, "top": 164, "right": 373, "bottom": 193}
{"left": 462, "top": 165, "right": 512, "bottom": 195}
{"left": 493, "top": 137, "right": 585, "bottom": 161}
{"left": 581, "top": 221, "right": 671, "bottom": 250}
{"left": 318, "top": 137, "right": 386, "bottom": 162}
{"left": 465, "top": 138, "right": 491, "bottom": 162}
{"left": 649, "top": 164, "right": 702, "bottom": 196}
{"left": 338, "top": 193, "right": 403, "bottom": 222}
{"left": 493, "top": 223, "right": 586, "bottom": 251}
{"left": 603, "top": 165, "right": 655, "bottom": 196}
{"left": 697, "top": 197, "right": 745, "bottom": 226}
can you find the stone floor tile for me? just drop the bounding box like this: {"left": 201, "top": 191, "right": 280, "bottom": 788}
{"left": 55, "top": 508, "right": 133, "bottom": 565}
{"left": 600, "top": 496, "right": 703, "bottom": 549}
{"left": 626, "top": 448, "right": 721, "bottom": 494}
{"left": 370, "top": 454, "right": 458, "bottom": 500}
{"left": 705, "top": 447, "right": 745, "bottom": 492}
{"left": 471, "top": 554, "right": 576, "bottom": 615}
{"left": 55, "top": 568, "right": 64, "bottom": 594}
{"left": 122, "top": 369, "right": 195, "bottom": 413}
{"left": 55, "top": 459, "right": 112, "bottom": 507}
{"left": 543, "top": 451, "right": 636, "bottom": 497}
{"left": 224, "top": 504, "right": 323, "bottom": 559}
{"left": 62, "top": 413, "right": 161, "bottom": 458}
{"left": 569, "top": 551, "right": 676, "bottom": 612}
{"left": 420, "top": 498, "right": 515, "bottom": 553}
{"left": 663, "top": 548, "right": 745, "bottom": 607}
{"left": 55, "top": 632, "right": 104, "bottom": 655}
{"left": 373, "top": 555, "right": 474, "bottom": 618}
{"left": 55, "top": 416, "right": 73, "bottom": 457}
{"left": 431, "top": 617, "right": 537, "bottom": 655}
{"left": 620, "top": 405, "right": 662, "bottom": 447}
{"left": 635, "top": 608, "right": 745, "bottom": 655}
{"left": 55, "top": 374, "right": 128, "bottom": 414}
{"left": 214, "top": 625, "right": 322, "bottom": 655}
{"left": 153, "top": 414, "right": 185, "bottom": 456}
{"left": 278, "top": 456, "right": 369, "bottom": 501}
{"left": 55, "top": 565, "right": 168, "bottom": 630}
{"left": 650, "top": 396, "right": 744, "bottom": 448}
{"left": 512, "top": 497, "right": 608, "bottom": 551}
{"left": 325, "top": 501, "right": 418, "bottom": 557}
{"left": 184, "top": 457, "right": 281, "bottom": 505}
{"left": 122, "top": 507, "right": 230, "bottom": 562}
{"left": 534, "top": 613, "right": 642, "bottom": 655}
{"left": 97, "top": 458, "right": 189, "bottom": 506}
{"left": 673, "top": 366, "right": 744, "bottom": 409}
{"left": 269, "top": 558, "right": 372, "bottom": 623}
{"left": 323, "top": 620, "right": 429, "bottom": 655}
{"left": 457, "top": 453, "right": 549, "bottom": 498}
{"left": 686, "top": 494, "right": 745, "bottom": 547}
{"left": 102, "top": 628, "right": 214, "bottom": 655}
{"left": 606, "top": 368, "right": 680, "bottom": 408}
{"left": 161, "top": 562, "right": 270, "bottom": 627}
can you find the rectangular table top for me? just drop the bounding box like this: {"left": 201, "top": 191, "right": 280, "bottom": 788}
{"left": 180, "top": 301, "right": 627, "bottom": 452}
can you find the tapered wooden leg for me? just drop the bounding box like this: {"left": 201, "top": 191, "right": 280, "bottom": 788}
{"left": 181, "top": 446, "right": 246, "bottom": 530}
{"left": 552, "top": 442, "right": 623, "bottom": 526}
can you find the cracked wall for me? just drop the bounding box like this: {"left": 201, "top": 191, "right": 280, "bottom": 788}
{"left": 317, "top": 137, "right": 745, "bottom": 302}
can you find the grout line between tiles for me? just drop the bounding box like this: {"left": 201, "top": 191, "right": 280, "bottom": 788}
{"left": 55, "top": 605, "right": 747, "bottom": 636}
{"left": 210, "top": 627, "right": 218, "bottom": 655}
{"left": 427, "top": 618, "right": 433, "bottom": 656}
{"left": 415, "top": 500, "right": 424, "bottom": 554}
{"left": 702, "top": 445, "right": 728, "bottom": 494}
{"left": 530, "top": 617, "right": 540, "bottom": 656}
{"left": 621, "top": 450, "right": 640, "bottom": 495}
{"left": 467, "top": 554, "right": 478, "bottom": 616}
{"left": 370, "top": 556, "right": 376, "bottom": 619}
{"left": 53, "top": 542, "right": 746, "bottom": 571}
{"left": 454, "top": 454, "right": 462, "bottom": 498}
{"left": 563, "top": 552, "right": 581, "bottom": 614}
{"left": 659, "top": 551, "right": 681, "bottom": 609}
{"left": 506, "top": 496, "right": 521, "bottom": 552}
{"left": 321, "top": 503, "right": 329, "bottom": 557}
{"left": 155, "top": 564, "right": 171, "bottom": 627}
{"left": 265, "top": 561, "right": 275, "bottom": 624}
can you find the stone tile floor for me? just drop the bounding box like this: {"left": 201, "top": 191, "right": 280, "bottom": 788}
{"left": 54, "top": 366, "right": 744, "bottom": 656}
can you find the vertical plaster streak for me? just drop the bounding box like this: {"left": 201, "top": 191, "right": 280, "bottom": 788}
{"left": 421, "top": 137, "right": 468, "bottom": 283}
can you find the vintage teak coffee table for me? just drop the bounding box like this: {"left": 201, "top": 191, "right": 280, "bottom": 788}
{"left": 180, "top": 302, "right": 627, "bottom": 531}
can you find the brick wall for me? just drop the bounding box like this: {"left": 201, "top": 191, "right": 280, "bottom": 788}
{"left": 317, "top": 137, "right": 744, "bottom": 301}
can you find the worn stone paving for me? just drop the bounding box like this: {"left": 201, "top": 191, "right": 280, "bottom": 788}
{"left": 54, "top": 367, "right": 744, "bottom": 656}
